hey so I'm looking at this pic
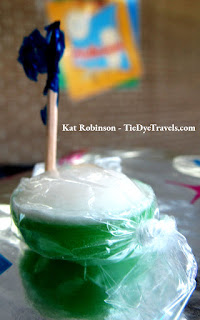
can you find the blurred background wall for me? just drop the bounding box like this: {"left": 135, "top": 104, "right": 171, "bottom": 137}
{"left": 0, "top": 0, "right": 200, "bottom": 164}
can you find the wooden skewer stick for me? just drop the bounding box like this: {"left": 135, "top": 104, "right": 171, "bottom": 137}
{"left": 45, "top": 89, "right": 58, "bottom": 172}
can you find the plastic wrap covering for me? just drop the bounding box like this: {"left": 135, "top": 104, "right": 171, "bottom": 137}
{"left": 10, "top": 164, "right": 157, "bottom": 264}
{"left": 94, "top": 216, "right": 197, "bottom": 320}
{"left": 17, "top": 216, "right": 197, "bottom": 320}
{"left": 9, "top": 162, "right": 197, "bottom": 319}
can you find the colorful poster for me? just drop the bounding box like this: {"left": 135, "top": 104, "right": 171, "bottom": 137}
{"left": 46, "top": 0, "right": 142, "bottom": 100}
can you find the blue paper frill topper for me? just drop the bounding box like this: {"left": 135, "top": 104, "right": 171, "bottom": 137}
{"left": 40, "top": 105, "right": 47, "bottom": 126}
{"left": 18, "top": 29, "right": 48, "bottom": 81}
{"left": 18, "top": 21, "right": 65, "bottom": 125}
{"left": 44, "top": 21, "right": 65, "bottom": 95}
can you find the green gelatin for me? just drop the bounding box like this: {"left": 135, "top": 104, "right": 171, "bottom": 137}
{"left": 10, "top": 165, "right": 157, "bottom": 263}
{"left": 19, "top": 250, "right": 110, "bottom": 320}
{"left": 11, "top": 193, "right": 156, "bottom": 264}
{"left": 87, "top": 254, "right": 143, "bottom": 289}
{"left": 19, "top": 250, "right": 152, "bottom": 320}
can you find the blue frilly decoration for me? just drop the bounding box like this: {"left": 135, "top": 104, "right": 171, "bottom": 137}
{"left": 18, "top": 29, "right": 48, "bottom": 81}
{"left": 40, "top": 106, "right": 47, "bottom": 126}
{"left": 18, "top": 21, "right": 65, "bottom": 125}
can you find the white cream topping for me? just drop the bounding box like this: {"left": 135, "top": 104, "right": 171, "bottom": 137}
{"left": 11, "top": 164, "right": 155, "bottom": 224}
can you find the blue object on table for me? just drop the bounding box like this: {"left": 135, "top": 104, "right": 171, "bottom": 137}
{"left": 0, "top": 254, "right": 12, "bottom": 275}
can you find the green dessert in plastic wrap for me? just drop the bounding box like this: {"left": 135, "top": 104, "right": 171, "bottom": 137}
{"left": 11, "top": 164, "right": 156, "bottom": 263}
{"left": 10, "top": 163, "right": 197, "bottom": 320}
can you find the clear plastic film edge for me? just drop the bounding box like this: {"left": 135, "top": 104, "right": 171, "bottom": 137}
{"left": 9, "top": 162, "right": 197, "bottom": 320}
